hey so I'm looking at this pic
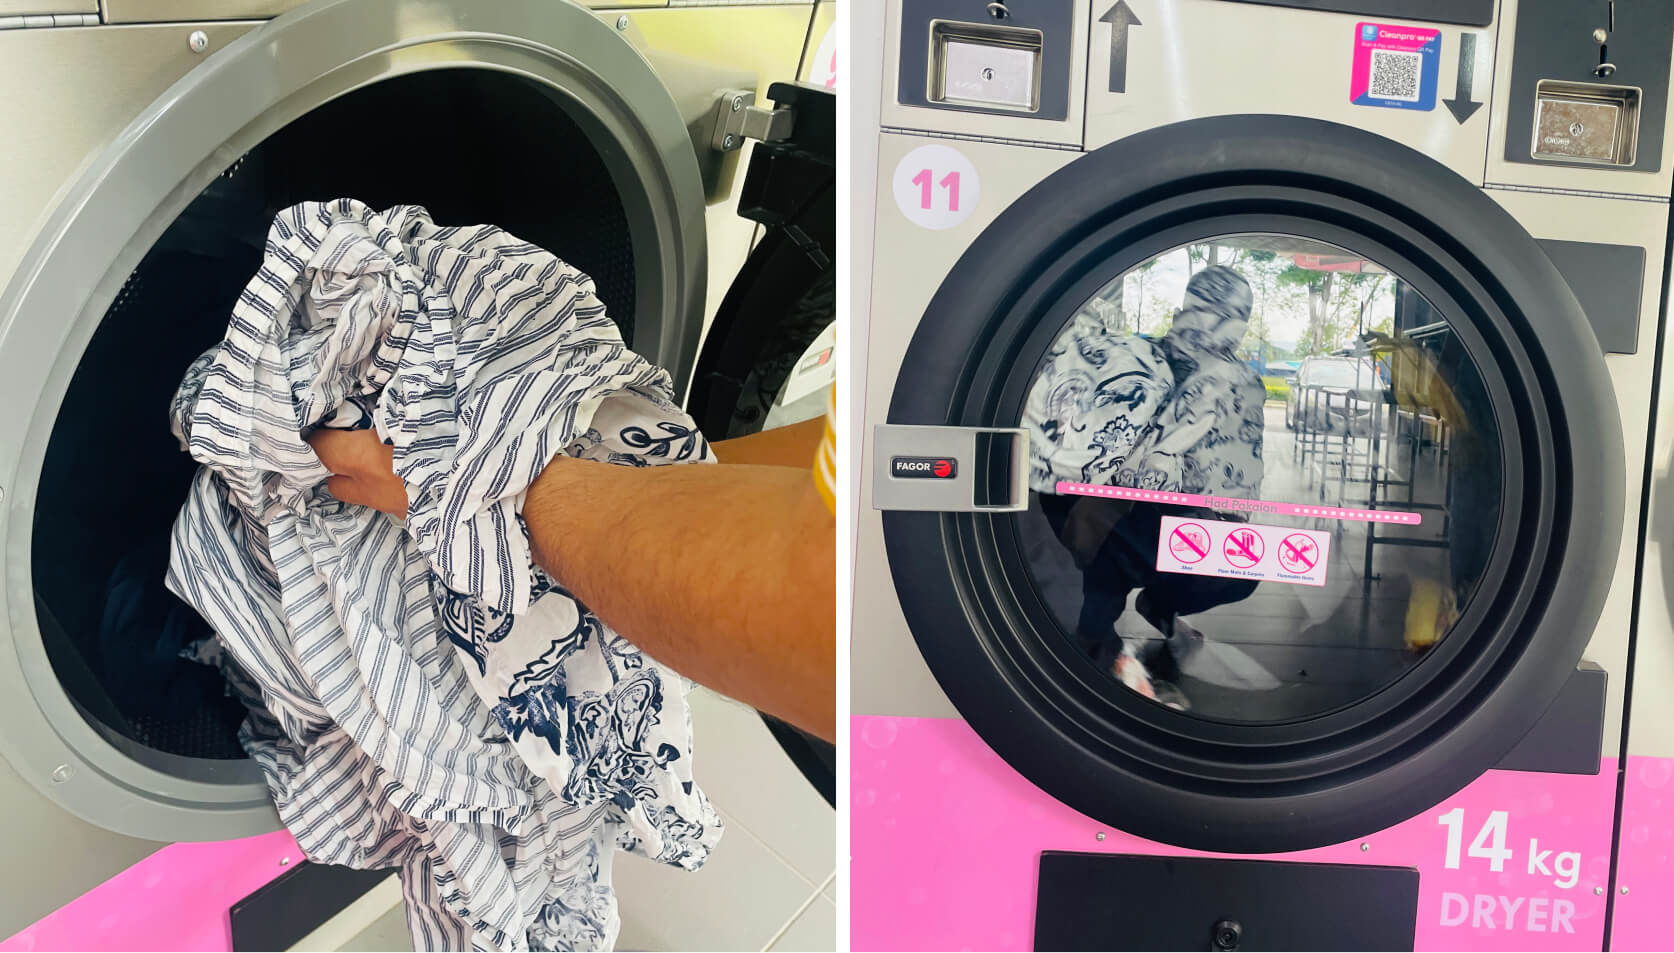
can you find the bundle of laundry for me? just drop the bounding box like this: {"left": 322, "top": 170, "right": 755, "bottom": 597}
{"left": 165, "top": 199, "right": 721, "bottom": 951}
{"left": 1023, "top": 264, "right": 1268, "bottom": 499}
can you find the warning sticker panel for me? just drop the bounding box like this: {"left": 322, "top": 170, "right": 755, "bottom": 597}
{"left": 1157, "top": 516, "right": 1330, "bottom": 588}
{"left": 1350, "top": 21, "right": 1440, "bottom": 112}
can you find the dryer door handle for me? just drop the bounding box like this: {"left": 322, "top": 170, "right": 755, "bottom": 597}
{"left": 872, "top": 424, "right": 1028, "bottom": 512}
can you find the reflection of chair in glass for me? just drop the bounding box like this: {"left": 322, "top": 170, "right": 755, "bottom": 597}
{"left": 1355, "top": 321, "right": 1493, "bottom": 652}
{"left": 1365, "top": 325, "right": 1458, "bottom": 510}
{"left": 1290, "top": 354, "right": 1393, "bottom": 504}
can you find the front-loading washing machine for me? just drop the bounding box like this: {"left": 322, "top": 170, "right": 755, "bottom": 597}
{"left": 0, "top": 0, "right": 834, "bottom": 948}
{"left": 852, "top": 0, "right": 1674, "bottom": 949}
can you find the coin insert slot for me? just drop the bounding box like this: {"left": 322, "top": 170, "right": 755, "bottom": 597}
{"left": 928, "top": 19, "right": 1043, "bottom": 113}
{"left": 1532, "top": 79, "right": 1641, "bottom": 166}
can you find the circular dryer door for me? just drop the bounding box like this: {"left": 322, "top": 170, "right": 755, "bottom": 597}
{"left": 0, "top": 0, "right": 705, "bottom": 842}
{"left": 881, "top": 115, "right": 1623, "bottom": 853}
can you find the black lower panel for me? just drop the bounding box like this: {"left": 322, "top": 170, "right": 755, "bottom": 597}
{"left": 1496, "top": 662, "right": 1606, "bottom": 775}
{"left": 1209, "top": 0, "right": 1491, "bottom": 26}
{"left": 1034, "top": 852, "right": 1418, "bottom": 951}
{"left": 230, "top": 862, "right": 395, "bottom": 951}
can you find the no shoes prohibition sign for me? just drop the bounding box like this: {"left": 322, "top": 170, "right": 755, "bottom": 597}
{"left": 1156, "top": 516, "right": 1331, "bottom": 587}
{"left": 1168, "top": 522, "right": 1211, "bottom": 564}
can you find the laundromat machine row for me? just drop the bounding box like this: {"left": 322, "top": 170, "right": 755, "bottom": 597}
{"left": 852, "top": 0, "right": 1674, "bottom": 949}
{"left": 0, "top": 0, "right": 836, "bottom": 947}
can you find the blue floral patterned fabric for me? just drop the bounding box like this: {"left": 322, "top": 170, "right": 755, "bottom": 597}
{"left": 165, "top": 200, "right": 721, "bottom": 951}
{"left": 1024, "top": 265, "right": 1266, "bottom": 498}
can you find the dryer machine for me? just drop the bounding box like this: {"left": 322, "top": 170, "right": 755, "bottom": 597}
{"left": 0, "top": 0, "right": 834, "bottom": 948}
{"left": 851, "top": 0, "right": 1674, "bottom": 950}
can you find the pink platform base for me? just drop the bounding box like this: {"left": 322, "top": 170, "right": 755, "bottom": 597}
{"left": 2, "top": 830, "right": 301, "bottom": 952}
{"left": 852, "top": 715, "right": 1626, "bottom": 953}
{"left": 1610, "top": 755, "right": 1674, "bottom": 951}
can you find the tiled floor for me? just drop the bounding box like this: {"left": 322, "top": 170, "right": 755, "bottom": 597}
{"left": 1022, "top": 401, "right": 1483, "bottom": 722}
{"left": 766, "top": 887, "right": 837, "bottom": 952}
{"left": 323, "top": 686, "right": 836, "bottom": 952}
{"left": 615, "top": 687, "right": 835, "bottom": 951}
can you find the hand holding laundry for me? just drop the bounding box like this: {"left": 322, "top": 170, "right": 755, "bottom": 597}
{"left": 308, "top": 427, "right": 405, "bottom": 517}
{"left": 310, "top": 414, "right": 838, "bottom": 743}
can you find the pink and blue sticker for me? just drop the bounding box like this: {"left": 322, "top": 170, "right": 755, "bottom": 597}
{"left": 1351, "top": 22, "right": 1441, "bottom": 111}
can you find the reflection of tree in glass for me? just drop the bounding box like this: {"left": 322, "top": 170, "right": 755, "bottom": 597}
{"left": 1237, "top": 249, "right": 1305, "bottom": 360}
{"left": 1082, "top": 258, "right": 1167, "bottom": 334}
{"left": 1186, "top": 242, "right": 1249, "bottom": 274}
{"left": 1277, "top": 266, "right": 1391, "bottom": 356}
{"left": 1143, "top": 295, "right": 1175, "bottom": 336}
{"left": 1130, "top": 258, "right": 1158, "bottom": 332}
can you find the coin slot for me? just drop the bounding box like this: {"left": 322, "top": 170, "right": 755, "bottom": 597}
{"left": 1532, "top": 79, "right": 1641, "bottom": 166}
{"left": 927, "top": 19, "right": 1042, "bottom": 113}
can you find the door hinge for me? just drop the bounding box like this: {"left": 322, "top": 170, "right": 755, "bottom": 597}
{"left": 0, "top": 12, "right": 100, "bottom": 28}
{"left": 710, "top": 89, "right": 795, "bottom": 153}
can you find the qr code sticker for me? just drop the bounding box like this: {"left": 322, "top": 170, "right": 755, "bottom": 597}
{"left": 1368, "top": 48, "right": 1422, "bottom": 101}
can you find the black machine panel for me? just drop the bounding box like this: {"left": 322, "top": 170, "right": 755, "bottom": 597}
{"left": 1209, "top": 0, "right": 1491, "bottom": 27}
{"left": 1496, "top": 662, "right": 1607, "bottom": 775}
{"left": 1504, "top": 0, "right": 1673, "bottom": 174}
{"left": 1538, "top": 239, "right": 1645, "bottom": 356}
{"left": 230, "top": 863, "right": 394, "bottom": 951}
{"left": 1035, "top": 852, "right": 1419, "bottom": 951}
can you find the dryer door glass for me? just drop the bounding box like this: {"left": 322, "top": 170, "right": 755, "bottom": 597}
{"left": 1015, "top": 233, "right": 1502, "bottom": 723}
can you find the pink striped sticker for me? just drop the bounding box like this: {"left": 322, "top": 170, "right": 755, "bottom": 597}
{"left": 1054, "top": 481, "right": 1423, "bottom": 525}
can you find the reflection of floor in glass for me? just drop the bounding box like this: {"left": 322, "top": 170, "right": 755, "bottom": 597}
{"left": 1021, "top": 401, "right": 1470, "bottom": 723}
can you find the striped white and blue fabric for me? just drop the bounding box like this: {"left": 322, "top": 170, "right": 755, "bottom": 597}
{"left": 165, "top": 200, "right": 721, "bottom": 951}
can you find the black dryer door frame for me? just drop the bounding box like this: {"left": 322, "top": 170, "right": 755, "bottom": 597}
{"left": 882, "top": 114, "right": 1623, "bottom": 853}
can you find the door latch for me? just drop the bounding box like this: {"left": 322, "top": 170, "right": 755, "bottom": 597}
{"left": 872, "top": 424, "right": 1029, "bottom": 512}
{"left": 710, "top": 89, "right": 795, "bottom": 152}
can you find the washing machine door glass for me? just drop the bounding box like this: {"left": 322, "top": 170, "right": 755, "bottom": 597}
{"left": 1016, "top": 234, "right": 1501, "bottom": 723}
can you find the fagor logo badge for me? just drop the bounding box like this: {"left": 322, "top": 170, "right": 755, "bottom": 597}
{"left": 892, "top": 456, "right": 958, "bottom": 479}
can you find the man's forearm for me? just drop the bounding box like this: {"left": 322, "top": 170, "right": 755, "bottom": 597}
{"left": 524, "top": 456, "right": 835, "bottom": 741}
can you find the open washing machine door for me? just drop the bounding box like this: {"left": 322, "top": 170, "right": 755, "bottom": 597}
{"left": 0, "top": 0, "right": 712, "bottom": 852}
{"left": 874, "top": 114, "right": 1624, "bottom": 853}
{"left": 689, "top": 81, "right": 837, "bottom": 806}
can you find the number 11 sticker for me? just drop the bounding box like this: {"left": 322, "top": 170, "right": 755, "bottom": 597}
{"left": 893, "top": 144, "right": 980, "bottom": 230}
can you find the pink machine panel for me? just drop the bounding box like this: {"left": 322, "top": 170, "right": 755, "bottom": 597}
{"left": 2, "top": 830, "right": 299, "bottom": 953}
{"left": 851, "top": 715, "right": 1667, "bottom": 953}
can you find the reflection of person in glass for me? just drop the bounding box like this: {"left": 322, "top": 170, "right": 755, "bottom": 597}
{"left": 1025, "top": 265, "right": 1268, "bottom": 704}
